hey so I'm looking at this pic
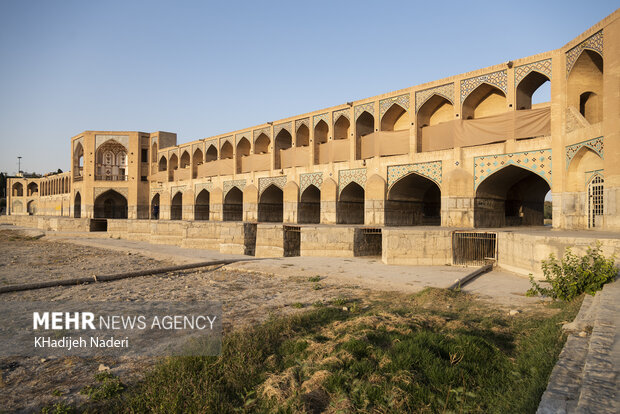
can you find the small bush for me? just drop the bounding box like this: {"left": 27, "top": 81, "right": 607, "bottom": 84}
{"left": 81, "top": 371, "right": 124, "bottom": 401}
{"left": 308, "top": 276, "right": 321, "bottom": 282}
{"left": 527, "top": 243, "right": 617, "bottom": 301}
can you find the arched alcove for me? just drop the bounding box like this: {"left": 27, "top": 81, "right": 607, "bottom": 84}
{"left": 298, "top": 185, "right": 320, "bottom": 224}
{"left": 462, "top": 84, "right": 506, "bottom": 120}
{"left": 337, "top": 182, "right": 364, "bottom": 224}
{"left": 386, "top": 173, "right": 441, "bottom": 226}
{"left": 258, "top": 185, "right": 283, "bottom": 222}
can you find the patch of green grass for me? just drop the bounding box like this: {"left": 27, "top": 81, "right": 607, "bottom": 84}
{"left": 93, "top": 289, "right": 580, "bottom": 413}
{"left": 51, "top": 389, "right": 63, "bottom": 397}
{"left": 312, "top": 283, "right": 322, "bottom": 290}
{"left": 292, "top": 302, "right": 304, "bottom": 309}
{"left": 308, "top": 275, "right": 321, "bottom": 283}
{"left": 41, "top": 402, "right": 74, "bottom": 414}
{"left": 80, "top": 371, "right": 124, "bottom": 401}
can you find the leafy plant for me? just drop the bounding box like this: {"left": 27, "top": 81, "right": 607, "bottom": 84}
{"left": 80, "top": 371, "right": 124, "bottom": 401}
{"left": 527, "top": 243, "right": 617, "bottom": 301}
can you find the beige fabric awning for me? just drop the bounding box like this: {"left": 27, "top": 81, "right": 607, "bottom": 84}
{"left": 420, "top": 107, "right": 551, "bottom": 152}
{"left": 281, "top": 146, "right": 310, "bottom": 168}
{"left": 318, "top": 140, "right": 350, "bottom": 164}
{"left": 361, "top": 130, "right": 410, "bottom": 159}
{"left": 197, "top": 159, "right": 234, "bottom": 177}
{"left": 240, "top": 153, "right": 271, "bottom": 173}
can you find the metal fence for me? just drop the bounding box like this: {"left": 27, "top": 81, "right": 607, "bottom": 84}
{"left": 452, "top": 232, "right": 497, "bottom": 266}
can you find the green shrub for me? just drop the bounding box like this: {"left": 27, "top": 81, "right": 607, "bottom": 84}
{"left": 527, "top": 243, "right": 617, "bottom": 301}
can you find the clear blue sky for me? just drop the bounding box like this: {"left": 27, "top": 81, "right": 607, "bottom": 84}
{"left": 0, "top": 0, "right": 617, "bottom": 175}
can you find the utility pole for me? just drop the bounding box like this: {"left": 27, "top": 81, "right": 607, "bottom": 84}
{"left": 17, "top": 156, "right": 22, "bottom": 174}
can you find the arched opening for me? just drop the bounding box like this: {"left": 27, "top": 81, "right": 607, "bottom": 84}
{"left": 95, "top": 140, "right": 127, "bottom": 181}
{"left": 12, "top": 200, "right": 23, "bottom": 213}
{"left": 12, "top": 182, "right": 23, "bottom": 197}
{"left": 296, "top": 124, "right": 309, "bottom": 147}
{"left": 206, "top": 144, "right": 218, "bottom": 162}
{"left": 587, "top": 175, "right": 604, "bottom": 228}
{"left": 236, "top": 138, "right": 250, "bottom": 174}
{"left": 220, "top": 141, "right": 233, "bottom": 159}
{"left": 258, "top": 184, "right": 283, "bottom": 223}
{"left": 474, "top": 165, "right": 550, "bottom": 228}
{"left": 337, "top": 182, "right": 364, "bottom": 224}
{"left": 566, "top": 146, "right": 603, "bottom": 227}
{"left": 195, "top": 189, "right": 210, "bottom": 220}
{"left": 299, "top": 185, "right": 320, "bottom": 224}
{"left": 462, "top": 83, "right": 506, "bottom": 120}
{"left": 192, "top": 148, "right": 203, "bottom": 179}
{"left": 168, "top": 154, "right": 178, "bottom": 182}
{"left": 151, "top": 142, "right": 158, "bottom": 163}
{"left": 381, "top": 104, "right": 408, "bottom": 131}
{"left": 274, "top": 129, "right": 292, "bottom": 170}
{"left": 355, "top": 111, "right": 374, "bottom": 160}
{"left": 151, "top": 193, "right": 160, "bottom": 219}
{"left": 74, "top": 193, "right": 81, "bottom": 218}
{"left": 416, "top": 95, "right": 454, "bottom": 151}
{"left": 94, "top": 190, "right": 128, "bottom": 219}
{"left": 170, "top": 192, "right": 183, "bottom": 220}
{"left": 314, "top": 120, "right": 328, "bottom": 164}
{"left": 223, "top": 187, "right": 243, "bottom": 221}
{"left": 74, "top": 143, "right": 84, "bottom": 179}
{"left": 27, "top": 200, "right": 37, "bottom": 215}
{"left": 516, "top": 71, "right": 550, "bottom": 110}
{"left": 158, "top": 155, "right": 167, "bottom": 172}
{"left": 254, "top": 133, "right": 270, "bottom": 154}
{"left": 180, "top": 151, "right": 190, "bottom": 169}
{"left": 334, "top": 115, "right": 350, "bottom": 140}
{"left": 386, "top": 173, "right": 441, "bottom": 226}
{"left": 567, "top": 50, "right": 603, "bottom": 125}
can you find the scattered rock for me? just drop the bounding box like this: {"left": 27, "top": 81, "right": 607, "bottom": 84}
{"left": 98, "top": 364, "right": 110, "bottom": 372}
{"left": 342, "top": 307, "right": 348, "bottom": 311}
{"left": 578, "top": 331, "right": 588, "bottom": 337}
{"left": 508, "top": 309, "right": 521, "bottom": 316}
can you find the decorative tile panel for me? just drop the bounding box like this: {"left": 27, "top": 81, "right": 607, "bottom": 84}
{"left": 295, "top": 118, "right": 309, "bottom": 131}
{"left": 299, "top": 172, "right": 323, "bottom": 194}
{"left": 223, "top": 179, "right": 246, "bottom": 197}
{"left": 170, "top": 185, "right": 188, "bottom": 196}
{"left": 514, "top": 59, "right": 552, "bottom": 86}
{"left": 415, "top": 84, "right": 454, "bottom": 112}
{"left": 253, "top": 127, "right": 271, "bottom": 142}
{"left": 387, "top": 161, "right": 442, "bottom": 189}
{"left": 333, "top": 108, "right": 350, "bottom": 123}
{"left": 258, "top": 176, "right": 287, "bottom": 195}
{"left": 380, "top": 94, "right": 410, "bottom": 119}
{"left": 338, "top": 168, "right": 367, "bottom": 195}
{"left": 168, "top": 149, "right": 179, "bottom": 159}
{"left": 354, "top": 102, "right": 375, "bottom": 120}
{"left": 566, "top": 30, "right": 603, "bottom": 76}
{"left": 274, "top": 122, "right": 292, "bottom": 137}
{"left": 194, "top": 182, "right": 213, "bottom": 194}
{"left": 460, "top": 70, "right": 507, "bottom": 103}
{"left": 585, "top": 169, "right": 603, "bottom": 185}
{"left": 235, "top": 133, "right": 250, "bottom": 144}
{"left": 565, "top": 137, "right": 603, "bottom": 168}
{"left": 150, "top": 187, "right": 163, "bottom": 196}
{"left": 313, "top": 113, "right": 329, "bottom": 128}
{"left": 220, "top": 136, "right": 233, "bottom": 147}
{"left": 474, "top": 149, "right": 552, "bottom": 190}
{"left": 204, "top": 139, "right": 217, "bottom": 150}
{"left": 94, "top": 187, "right": 128, "bottom": 199}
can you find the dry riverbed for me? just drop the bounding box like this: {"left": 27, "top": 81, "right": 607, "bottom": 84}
{"left": 0, "top": 229, "right": 368, "bottom": 412}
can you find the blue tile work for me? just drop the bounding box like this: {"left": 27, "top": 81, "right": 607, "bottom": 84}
{"left": 585, "top": 169, "right": 604, "bottom": 186}
{"left": 258, "top": 176, "right": 287, "bottom": 195}
{"left": 333, "top": 108, "right": 351, "bottom": 123}
{"left": 223, "top": 179, "right": 246, "bottom": 197}
{"left": 299, "top": 172, "right": 323, "bottom": 194}
{"left": 354, "top": 102, "right": 375, "bottom": 120}
{"left": 313, "top": 113, "right": 329, "bottom": 128}
{"left": 415, "top": 84, "right": 455, "bottom": 113}
{"left": 566, "top": 30, "right": 603, "bottom": 76}
{"left": 295, "top": 118, "right": 309, "bottom": 131}
{"left": 253, "top": 127, "right": 271, "bottom": 142}
{"left": 515, "top": 59, "right": 552, "bottom": 86}
{"left": 274, "top": 122, "right": 292, "bottom": 137}
{"left": 194, "top": 182, "right": 213, "bottom": 195}
{"left": 460, "top": 70, "right": 507, "bottom": 103}
{"left": 565, "top": 137, "right": 604, "bottom": 168}
{"left": 220, "top": 136, "right": 233, "bottom": 147}
{"left": 380, "top": 94, "right": 410, "bottom": 119}
{"left": 338, "top": 168, "right": 367, "bottom": 195}
{"left": 387, "top": 161, "right": 442, "bottom": 189}
{"left": 235, "top": 133, "right": 250, "bottom": 144}
{"left": 474, "top": 149, "right": 552, "bottom": 190}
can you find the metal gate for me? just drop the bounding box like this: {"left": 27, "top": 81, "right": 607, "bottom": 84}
{"left": 588, "top": 175, "right": 604, "bottom": 228}
{"left": 452, "top": 232, "right": 497, "bottom": 266}
{"left": 354, "top": 228, "right": 382, "bottom": 257}
{"left": 284, "top": 225, "right": 301, "bottom": 257}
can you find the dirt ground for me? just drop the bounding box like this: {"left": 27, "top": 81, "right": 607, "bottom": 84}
{"left": 0, "top": 229, "right": 371, "bottom": 412}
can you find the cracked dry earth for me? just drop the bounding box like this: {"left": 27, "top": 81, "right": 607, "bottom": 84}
{"left": 0, "top": 230, "right": 368, "bottom": 412}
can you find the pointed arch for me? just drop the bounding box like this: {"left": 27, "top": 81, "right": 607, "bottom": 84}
{"left": 274, "top": 129, "right": 292, "bottom": 170}
{"left": 236, "top": 138, "right": 250, "bottom": 173}
{"left": 568, "top": 49, "right": 603, "bottom": 124}
{"left": 195, "top": 189, "right": 210, "bottom": 220}
{"left": 386, "top": 172, "right": 440, "bottom": 226}
{"left": 168, "top": 154, "right": 178, "bottom": 182}
{"left": 12, "top": 182, "right": 23, "bottom": 197}
{"left": 417, "top": 94, "right": 454, "bottom": 127}
{"left": 151, "top": 193, "right": 160, "bottom": 219}
{"left": 566, "top": 146, "right": 603, "bottom": 192}
{"left": 206, "top": 144, "right": 219, "bottom": 161}
{"left": 355, "top": 111, "right": 374, "bottom": 160}
{"left": 74, "top": 192, "right": 81, "bottom": 218}
{"left": 27, "top": 200, "right": 37, "bottom": 215}
{"left": 258, "top": 184, "right": 283, "bottom": 222}
{"left": 337, "top": 182, "right": 364, "bottom": 224}
{"left": 334, "top": 115, "right": 350, "bottom": 140}
{"left": 314, "top": 119, "right": 329, "bottom": 164}
{"left": 192, "top": 148, "right": 203, "bottom": 179}
{"left": 462, "top": 83, "right": 506, "bottom": 120}
{"left": 180, "top": 150, "right": 190, "bottom": 168}
{"left": 74, "top": 142, "right": 84, "bottom": 179}
{"left": 223, "top": 186, "right": 243, "bottom": 221}
{"left": 170, "top": 191, "right": 183, "bottom": 220}
{"left": 254, "top": 133, "right": 270, "bottom": 154}
{"left": 381, "top": 103, "right": 408, "bottom": 131}
{"left": 151, "top": 142, "right": 158, "bottom": 163}
{"left": 27, "top": 182, "right": 38, "bottom": 196}
{"left": 299, "top": 184, "right": 320, "bottom": 224}
{"left": 94, "top": 190, "right": 128, "bottom": 219}
{"left": 516, "top": 71, "right": 550, "bottom": 110}
{"left": 474, "top": 165, "right": 550, "bottom": 227}
{"left": 158, "top": 155, "right": 168, "bottom": 171}
{"left": 296, "top": 124, "right": 309, "bottom": 147}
